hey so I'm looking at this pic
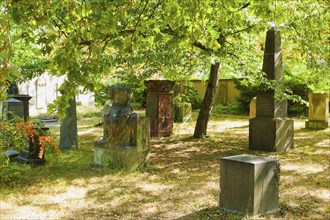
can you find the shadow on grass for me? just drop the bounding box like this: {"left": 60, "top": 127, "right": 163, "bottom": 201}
{"left": 174, "top": 206, "right": 244, "bottom": 220}
{"left": 1, "top": 119, "right": 329, "bottom": 219}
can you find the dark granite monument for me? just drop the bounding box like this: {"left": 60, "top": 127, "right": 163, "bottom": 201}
{"left": 145, "top": 80, "right": 175, "bottom": 137}
{"left": 249, "top": 27, "right": 294, "bottom": 152}
{"left": 8, "top": 94, "right": 32, "bottom": 121}
{"left": 1, "top": 98, "right": 24, "bottom": 121}
{"left": 94, "top": 84, "right": 150, "bottom": 170}
{"left": 220, "top": 154, "right": 280, "bottom": 215}
{"left": 1, "top": 82, "right": 31, "bottom": 121}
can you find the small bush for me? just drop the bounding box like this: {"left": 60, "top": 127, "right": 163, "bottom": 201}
{"left": 233, "top": 67, "right": 311, "bottom": 117}
{"left": 212, "top": 104, "right": 243, "bottom": 115}
{"left": 174, "top": 86, "right": 202, "bottom": 110}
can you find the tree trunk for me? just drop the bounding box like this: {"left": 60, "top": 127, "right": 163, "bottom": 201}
{"left": 193, "top": 62, "right": 220, "bottom": 138}
{"left": 60, "top": 97, "right": 78, "bottom": 150}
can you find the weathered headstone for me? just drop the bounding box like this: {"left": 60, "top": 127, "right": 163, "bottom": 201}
{"left": 94, "top": 84, "right": 150, "bottom": 170}
{"left": 249, "top": 27, "right": 294, "bottom": 152}
{"left": 220, "top": 154, "right": 280, "bottom": 215}
{"left": 145, "top": 80, "right": 175, "bottom": 137}
{"left": 174, "top": 103, "right": 192, "bottom": 122}
{"left": 249, "top": 97, "right": 257, "bottom": 119}
{"left": 305, "top": 93, "right": 329, "bottom": 129}
{"left": 60, "top": 97, "right": 78, "bottom": 150}
{"left": 173, "top": 84, "right": 192, "bottom": 123}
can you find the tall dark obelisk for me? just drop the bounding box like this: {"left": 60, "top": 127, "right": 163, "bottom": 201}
{"left": 249, "top": 27, "right": 294, "bottom": 152}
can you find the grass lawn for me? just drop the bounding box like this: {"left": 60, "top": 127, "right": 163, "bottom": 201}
{"left": 1, "top": 112, "right": 329, "bottom": 219}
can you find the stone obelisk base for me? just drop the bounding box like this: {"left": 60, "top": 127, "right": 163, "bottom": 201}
{"left": 249, "top": 117, "right": 294, "bottom": 152}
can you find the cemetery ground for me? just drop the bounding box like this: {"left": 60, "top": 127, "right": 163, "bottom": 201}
{"left": 1, "top": 111, "right": 329, "bottom": 220}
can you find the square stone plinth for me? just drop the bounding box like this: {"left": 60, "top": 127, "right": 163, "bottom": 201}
{"left": 220, "top": 155, "right": 280, "bottom": 215}
{"left": 94, "top": 117, "right": 150, "bottom": 171}
{"left": 94, "top": 146, "right": 149, "bottom": 171}
{"left": 249, "top": 117, "right": 294, "bottom": 152}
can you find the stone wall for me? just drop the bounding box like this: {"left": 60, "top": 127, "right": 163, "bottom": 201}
{"left": 191, "top": 79, "right": 240, "bottom": 105}
{"left": 18, "top": 73, "right": 94, "bottom": 116}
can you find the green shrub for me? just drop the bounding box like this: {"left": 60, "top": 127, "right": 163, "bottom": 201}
{"left": 233, "top": 67, "right": 310, "bottom": 117}
{"left": 212, "top": 104, "right": 243, "bottom": 115}
{"left": 233, "top": 78, "right": 258, "bottom": 113}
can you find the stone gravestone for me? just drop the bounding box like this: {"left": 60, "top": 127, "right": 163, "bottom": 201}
{"left": 249, "top": 27, "right": 294, "bottom": 152}
{"left": 145, "top": 80, "right": 175, "bottom": 137}
{"left": 94, "top": 84, "right": 150, "bottom": 171}
{"left": 249, "top": 97, "right": 257, "bottom": 119}
{"left": 305, "top": 93, "right": 329, "bottom": 129}
{"left": 60, "top": 97, "right": 78, "bottom": 150}
{"left": 173, "top": 83, "right": 192, "bottom": 123}
{"left": 220, "top": 154, "right": 280, "bottom": 215}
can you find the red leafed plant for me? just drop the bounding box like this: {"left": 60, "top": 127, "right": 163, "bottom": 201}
{"left": 1, "top": 118, "right": 62, "bottom": 158}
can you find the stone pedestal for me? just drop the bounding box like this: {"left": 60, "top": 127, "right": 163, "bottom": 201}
{"left": 249, "top": 28, "right": 294, "bottom": 152}
{"left": 145, "top": 80, "right": 175, "bottom": 137}
{"left": 250, "top": 118, "right": 294, "bottom": 152}
{"left": 220, "top": 155, "right": 280, "bottom": 215}
{"left": 94, "top": 117, "right": 150, "bottom": 171}
{"left": 305, "top": 93, "right": 329, "bottom": 129}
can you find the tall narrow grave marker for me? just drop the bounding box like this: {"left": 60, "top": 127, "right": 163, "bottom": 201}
{"left": 249, "top": 28, "right": 294, "bottom": 152}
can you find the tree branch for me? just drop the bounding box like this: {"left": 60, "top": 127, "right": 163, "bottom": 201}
{"left": 226, "top": 25, "right": 256, "bottom": 36}
{"left": 192, "top": 41, "right": 212, "bottom": 52}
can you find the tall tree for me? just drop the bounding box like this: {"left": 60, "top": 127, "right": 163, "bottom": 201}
{"left": 1, "top": 0, "right": 328, "bottom": 139}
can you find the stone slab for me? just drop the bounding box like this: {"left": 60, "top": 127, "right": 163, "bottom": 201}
{"left": 249, "top": 97, "right": 257, "bottom": 119}
{"left": 249, "top": 117, "right": 294, "bottom": 152}
{"left": 307, "top": 93, "right": 329, "bottom": 122}
{"left": 220, "top": 154, "right": 280, "bottom": 215}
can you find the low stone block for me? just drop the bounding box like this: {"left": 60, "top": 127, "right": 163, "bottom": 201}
{"left": 94, "top": 117, "right": 150, "bottom": 171}
{"left": 305, "top": 120, "right": 329, "bottom": 130}
{"left": 249, "top": 117, "right": 294, "bottom": 152}
{"left": 94, "top": 146, "right": 149, "bottom": 171}
{"left": 220, "top": 154, "right": 280, "bottom": 215}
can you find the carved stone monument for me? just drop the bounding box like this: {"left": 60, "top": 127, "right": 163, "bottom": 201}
{"left": 305, "top": 93, "right": 329, "bottom": 129}
{"left": 220, "top": 154, "right": 280, "bottom": 215}
{"left": 94, "top": 84, "right": 150, "bottom": 170}
{"left": 145, "top": 80, "right": 175, "bottom": 137}
{"left": 249, "top": 27, "right": 294, "bottom": 152}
